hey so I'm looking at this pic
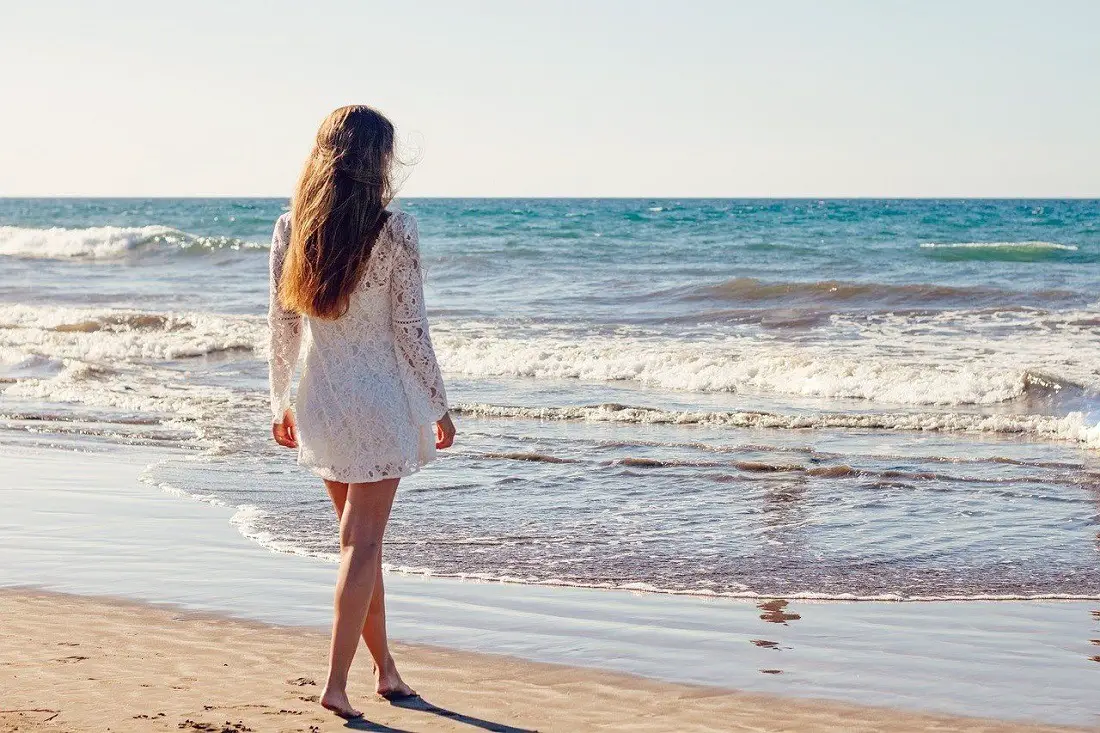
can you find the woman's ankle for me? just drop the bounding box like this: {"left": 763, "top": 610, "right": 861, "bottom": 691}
{"left": 373, "top": 653, "right": 397, "bottom": 676}
{"left": 323, "top": 672, "right": 349, "bottom": 692}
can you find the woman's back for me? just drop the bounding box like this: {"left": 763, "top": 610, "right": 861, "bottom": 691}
{"left": 268, "top": 208, "right": 448, "bottom": 483}
{"left": 295, "top": 209, "right": 409, "bottom": 351}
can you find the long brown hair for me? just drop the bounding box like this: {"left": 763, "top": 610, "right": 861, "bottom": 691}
{"left": 279, "top": 105, "right": 396, "bottom": 319}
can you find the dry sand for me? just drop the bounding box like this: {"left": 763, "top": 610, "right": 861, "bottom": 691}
{"left": 0, "top": 590, "right": 1087, "bottom": 733}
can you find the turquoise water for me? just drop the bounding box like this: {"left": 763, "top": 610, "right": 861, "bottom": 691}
{"left": 1, "top": 198, "right": 1099, "bottom": 600}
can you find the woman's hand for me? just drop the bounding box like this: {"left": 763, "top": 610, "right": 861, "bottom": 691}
{"left": 273, "top": 409, "right": 298, "bottom": 449}
{"left": 435, "top": 412, "right": 456, "bottom": 449}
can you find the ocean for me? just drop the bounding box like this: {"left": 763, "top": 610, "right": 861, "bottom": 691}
{"left": 1, "top": 198, "right": 1098, "bottom": 602}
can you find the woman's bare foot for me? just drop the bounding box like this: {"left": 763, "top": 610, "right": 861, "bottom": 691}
{"left": 320, "top": 686, "right": 362, "bottom": 718}
{"left": 375, "top": 657, "right": 417, "bottom": 700}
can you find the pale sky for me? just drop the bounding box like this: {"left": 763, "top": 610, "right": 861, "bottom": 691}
{"left": 1, "top": 0, "right": 1098, "bottom": 197}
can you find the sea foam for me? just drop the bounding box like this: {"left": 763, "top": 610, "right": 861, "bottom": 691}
{"left": 430, "top": 324, "right": 1098, "bottom": 407}
{"left": 3, "top": 303, "right": 1098, "bottom": 410}
{"left": 0, "top": 304, "right": 264, "bottom": 362}
{"left": 0, "top": 225, "right": 264, "bottom": 259}
{"left": 451, "top": 402, "right": 1100, "bottom": 449}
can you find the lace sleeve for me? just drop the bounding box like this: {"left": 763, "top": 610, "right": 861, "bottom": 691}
{"left": 390, "top": 213, "right": 449, "bottom": 424}
{"left": 268, "top": 214, "right": 303, "bottom": 422}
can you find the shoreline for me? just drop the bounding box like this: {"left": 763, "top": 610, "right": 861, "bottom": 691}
{"left": 1, "top": 438, "right": 1098, "bottom": 728}
{"left": 0, "top": 587, "right": 1088, "bottom": 733}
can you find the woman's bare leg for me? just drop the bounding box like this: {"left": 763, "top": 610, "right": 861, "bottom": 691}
{"left": 319, "top": 478, "right": 398, "bottom": 717}
{"left": 362, "top": 564, "right": 415, "bottom": 696}
{"left": 323, "top": 480, "right": 414, "bottom": 697}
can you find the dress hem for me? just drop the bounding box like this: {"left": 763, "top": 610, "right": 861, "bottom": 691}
{"left": 299, "top": 457, "right": 434, "bottom": 484}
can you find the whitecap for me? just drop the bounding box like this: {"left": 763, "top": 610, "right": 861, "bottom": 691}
{"left": 0, "top": 225, "right": 265, "bottom": 260}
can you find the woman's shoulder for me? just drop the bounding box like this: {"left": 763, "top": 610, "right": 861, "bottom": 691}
{"left": 384, "top": 209, "right": 419, "bottom": 248}
{"left": 269, "top": 212, "right": 293, "bottom": 260}
{"left": 273, "top": 211, "right": 292, "bottom": 241}
{"left": 387, "top": 208, "right": 416, "bottom": 232}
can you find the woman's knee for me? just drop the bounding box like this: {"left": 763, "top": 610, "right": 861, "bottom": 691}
{"left": 340, "top": 536, "right": 382, "bottom": 584}
{"left": 340, "top": 520, "right": 384, "bottom": 553}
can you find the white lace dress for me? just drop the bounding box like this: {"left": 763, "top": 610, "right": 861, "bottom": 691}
{"left": 267, "top": 210, "right": 449, "bottom": 483}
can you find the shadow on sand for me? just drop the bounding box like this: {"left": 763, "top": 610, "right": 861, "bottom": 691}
{"left": 342, "top": 718, "right": 414, "bottom": 733}
{"left": 345, "top": 695, "right": 538, "bottom": 732}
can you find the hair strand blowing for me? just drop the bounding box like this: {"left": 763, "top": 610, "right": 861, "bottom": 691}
{"left": 280, "top": 105, "right": 397, "bottom": 320}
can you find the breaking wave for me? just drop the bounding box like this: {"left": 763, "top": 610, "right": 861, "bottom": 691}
{"left": 451, "top": 402, "right": 1100, "bottom": 449}
{"left": 0, "top": 225, "right": 265, "bottom": 260}
{"left": 432, "top": 325, "right": 1096, "bottom": 407}
{"left": 3, "top": 303, "right": 1099, "bottom": 410}
{"left": 920, "top": 241, "right": 1084, "bottom": 262}
{"left": 0, "top": 304, "right": 264, "bottom": 362}
{"left": 675, "top": 277, "right": 1076, "bottom": 308}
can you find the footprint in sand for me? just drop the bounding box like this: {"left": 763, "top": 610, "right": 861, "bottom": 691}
{"left": 54, "top": 655, "right": 89, "bottom": 663}
{"left": 1, "top": 711, "right": 60, "bottom": 726}
{"left": 177, "top": 719, "right": 253, "bottom": 732}
{"left": 286, "top": 677, "right": 317, "bottom": 687}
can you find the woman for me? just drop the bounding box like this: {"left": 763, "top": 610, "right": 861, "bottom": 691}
{"left": 268, "top": 105, "right": 456, "bottom": 719}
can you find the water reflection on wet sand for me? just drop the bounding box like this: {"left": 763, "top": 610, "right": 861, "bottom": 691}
{"left": 753, "top": 599, "right": 804, "bottom": 675}
{"left": 758, "top": 599, "right": 802, "bottom": 625}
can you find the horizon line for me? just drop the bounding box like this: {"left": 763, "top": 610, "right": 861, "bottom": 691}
{"left": 2, "top": 195, "right": 1100, "bottom": 201}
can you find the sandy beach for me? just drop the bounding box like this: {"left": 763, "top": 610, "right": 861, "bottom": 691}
{"left": 1, "top": 589, "right": 1090, "bottom": 733}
